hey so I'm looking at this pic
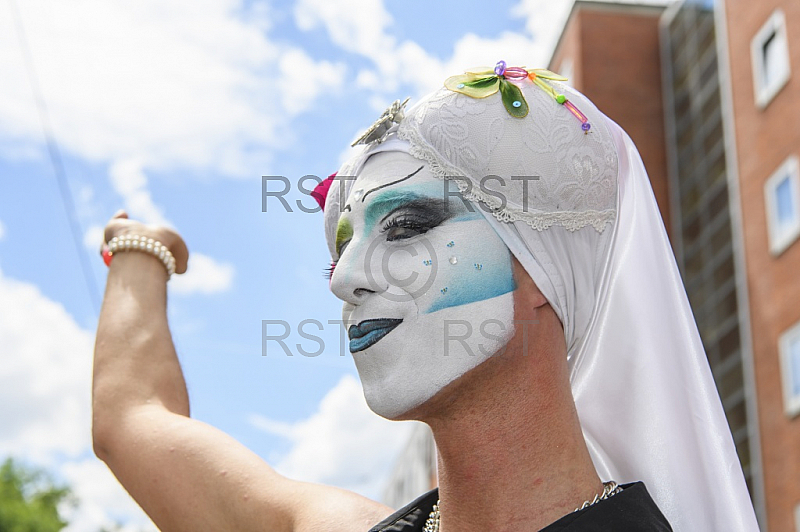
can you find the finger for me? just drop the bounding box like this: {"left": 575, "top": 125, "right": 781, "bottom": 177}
{"left": 153, "top": 228, "right": 189, "bottom": 275}
{"left": 172, "top": 239, "right": 190, "bottom": 274}
{"left": 104, "top": 218, "right": 131, "bottom": 243}
{"left": 104, "top": 211, "right": 133, "bottom": 243}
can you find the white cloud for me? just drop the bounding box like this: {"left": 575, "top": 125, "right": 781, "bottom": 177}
{"left": 294, "top": 0, "right": 395, "bottom": 61}
{"left": 0, "top": 267, "right": 155, "bottom": 530}
{"left": 170, "top": 252, "right": 234, "bottom": 295}
{"left": 75, "top": 183, "right": 103, "bottom": 222}
{"left": 108, "top": 158, "right": 170, "bottom": 227}
{"left": 0, "top": 0, "right": 346, "bottom": 178}
{"left": 83, "top": 224, "right": 104, "bottom": 250}
{"left": 0, "top": 269, "right": 93, "bottom": 462}
{"left": 278, "top": 49, "right": 346, "bottom": 115}
{"left": 293, "top": 0, "right": 573, "bottom": 101}
{"left": 61, "top": 459, "right": 157, "bottom": 532}
{"left": 511, "top": 0, "right": 575, "bottom": 46}
{"left": 107, "top": 159, "right": 234, "bottom": 296}
{"left": 249, "top": 374, "right": 416, "bottom": 499}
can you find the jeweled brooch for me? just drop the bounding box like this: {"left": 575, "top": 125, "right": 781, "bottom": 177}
{"left": 351, "top": 97, "right": 411, "bottom": 147}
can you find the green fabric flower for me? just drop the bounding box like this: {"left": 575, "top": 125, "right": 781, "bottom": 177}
{"left": 444, "top": 64, "right": 568, "bottom": 119}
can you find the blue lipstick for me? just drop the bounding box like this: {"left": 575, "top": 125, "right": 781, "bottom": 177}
{"left": 348, "top": 318, "right": 403, "bottom": 353}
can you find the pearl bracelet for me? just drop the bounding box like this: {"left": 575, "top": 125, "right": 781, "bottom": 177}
{"left": 106, "top": 234, "right": 176, "bottom": 278}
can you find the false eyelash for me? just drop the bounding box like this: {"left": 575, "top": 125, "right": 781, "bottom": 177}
{"left": 323, "top": 261, "right": 337, "bottom": 280}
{"left": 381, "top": 215, "right": 434, "bottom": 241}
{"left": 382, "top": 216, "right": 429, "bottom": 232}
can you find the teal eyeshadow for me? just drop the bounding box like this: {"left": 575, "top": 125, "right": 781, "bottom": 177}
{"left": 363, "top": 181, "right": 480, "bottom": 232}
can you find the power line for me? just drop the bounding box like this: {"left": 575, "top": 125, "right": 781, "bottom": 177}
{"left": 8, "top": 0, "right": 102, "bottom": 316}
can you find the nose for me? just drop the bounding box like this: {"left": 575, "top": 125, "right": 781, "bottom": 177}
{"left": 329, "top": 238, "right": 385, "bottom": 306}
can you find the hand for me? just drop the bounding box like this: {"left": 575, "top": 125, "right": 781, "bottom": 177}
{"left": 102, "top": 210, "right": 190, "bottom": 274}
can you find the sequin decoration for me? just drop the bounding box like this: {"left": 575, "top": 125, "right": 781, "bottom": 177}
{"left": 444, "top": 61, "right": 591, "bottom": 131}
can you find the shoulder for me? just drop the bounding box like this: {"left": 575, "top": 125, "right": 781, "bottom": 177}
{"left": 291, "top": 482, "right": 396, "bottom": 532}
{"left": 541, "top": 482, "right": 673, "bottom": 532}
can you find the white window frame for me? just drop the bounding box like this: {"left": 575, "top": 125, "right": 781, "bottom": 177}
{"left": 764, "top": 155, "right": 800, "bottom": 256}
{"left": 751, "top": 9, "right": 791, "bottom": 109}
{"left": 779, "top": 319, "right": 800, "bottom": 418}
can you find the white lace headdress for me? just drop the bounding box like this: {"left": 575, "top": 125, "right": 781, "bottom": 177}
{"left": 321, "top": 64, "right": 758, "bottom": 531}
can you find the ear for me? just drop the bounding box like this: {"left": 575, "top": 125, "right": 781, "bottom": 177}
{"left": 512, "top": 256, "right": 548, "bottom": 310}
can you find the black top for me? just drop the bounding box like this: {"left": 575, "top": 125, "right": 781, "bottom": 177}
{"left": 368, "top": 482, "right": 672, "bottom": 531}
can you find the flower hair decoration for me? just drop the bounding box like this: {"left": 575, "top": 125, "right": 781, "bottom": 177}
{"left": 445, "top": 60, "right": 592, "bottom": 133}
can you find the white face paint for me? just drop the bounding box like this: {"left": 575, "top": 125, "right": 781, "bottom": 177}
{"left": 329, "top": 151, "right": 516, "bottom": 419}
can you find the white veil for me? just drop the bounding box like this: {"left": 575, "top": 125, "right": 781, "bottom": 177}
{"left": 323, "top": 74, "right": 759, "bottom": 531}
{"left": 577, "top": 121, "right": 759, "bottom": 530}
{"left": 488, "top": 121, "right": 759, "bottom": 531}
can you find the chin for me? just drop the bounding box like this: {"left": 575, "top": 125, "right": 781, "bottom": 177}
{"left": 353, "top": 292, "right": 517, "bottom": 421}
{"left": 358, "top": 355, "right": 492, "bottom": 422}
{"left": 359, "top": 376, "right": 439, "bottom": 421}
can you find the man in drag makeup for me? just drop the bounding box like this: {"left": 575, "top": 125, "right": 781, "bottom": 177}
{"left": 93, "top": 62, "right": 759, "bottom": 531}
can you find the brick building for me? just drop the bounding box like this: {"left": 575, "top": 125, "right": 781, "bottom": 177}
{"left": 383, "top": 1, "right": 800, "bottom": 529}
{"left": 718, "top": 0, "right": 800, "bottom": 529}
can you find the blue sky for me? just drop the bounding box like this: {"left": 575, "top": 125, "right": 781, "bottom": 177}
{"left": 0, "top": 0, "right": 667, "bottom": 528}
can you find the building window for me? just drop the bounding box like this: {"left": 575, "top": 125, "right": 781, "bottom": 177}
{"left": 764, "top": 155, "right": 800, "bottom": 255}
{"left": 779, "top": 320, "right": 800, "bottom": 418}
{"left": 751, "top": 9, "right": 791, "bottom": 108}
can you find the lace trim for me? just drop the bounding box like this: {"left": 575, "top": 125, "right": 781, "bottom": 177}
{"left": 490, "top": 208, "right": 615, "bottom": 232}
{"left": 398, "top": 124, "right": 616, "bottom": 233}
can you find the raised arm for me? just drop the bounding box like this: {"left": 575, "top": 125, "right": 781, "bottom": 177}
{"left": 92, "top": 212, "right": 391, "bottom": 532}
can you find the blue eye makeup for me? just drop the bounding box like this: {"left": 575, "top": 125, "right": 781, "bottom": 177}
{"left": 326, "top": 175, "right": 482, "bottom": 284}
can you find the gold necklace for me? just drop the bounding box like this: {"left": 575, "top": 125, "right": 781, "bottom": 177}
{"left": 423, "top": 481, "right": 622, "bottom": 532}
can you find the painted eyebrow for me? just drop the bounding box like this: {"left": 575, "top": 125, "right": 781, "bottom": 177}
{"left": 361, "top": 165, "right": 424, "bottom": 203}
